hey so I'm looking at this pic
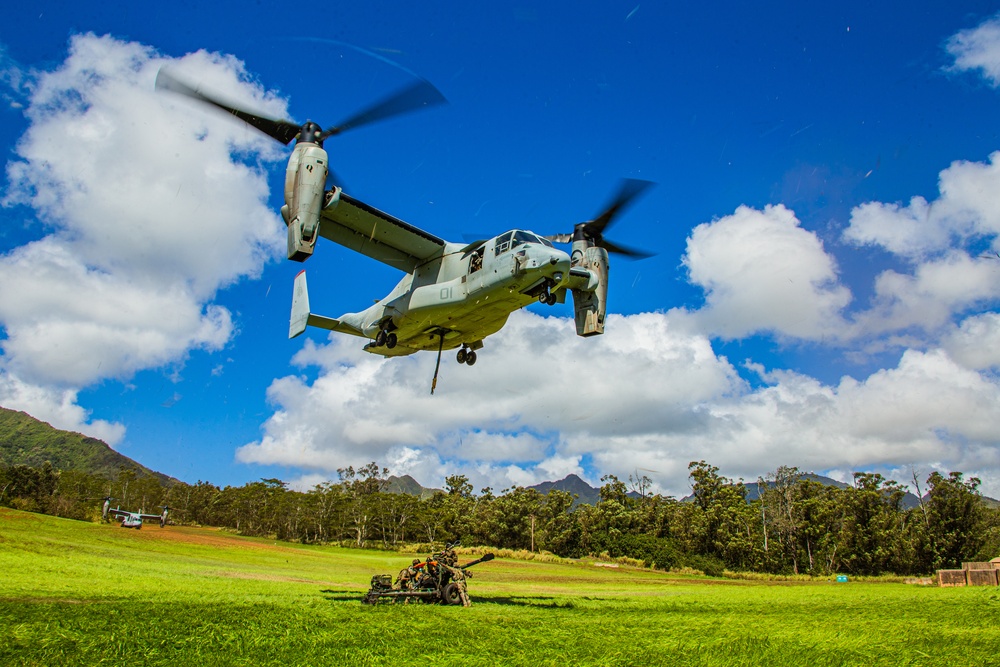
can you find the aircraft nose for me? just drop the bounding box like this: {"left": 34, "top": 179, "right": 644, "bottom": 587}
{"left": 547, "top": 251, "right": 571, "bottom": 283}
{"left": 522, "top": 246, "right": 571, "bottom": 279}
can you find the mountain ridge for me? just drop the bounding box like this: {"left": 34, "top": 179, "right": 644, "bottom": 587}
{"left": 0, "top": 406, "right": 178, "bottom": 485}
{"left": 384, "top": 474, "right": 441, "bottom": 499}
{"left": 528, "top": 473, "right": 603, "bottom": 505}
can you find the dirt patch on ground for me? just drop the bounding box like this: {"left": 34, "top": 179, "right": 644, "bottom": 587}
{"left": 0, "top": 507, "right": 46, "bottom": 522}
{"left": 130, "top": 525, "right": 302, "bottom": 553}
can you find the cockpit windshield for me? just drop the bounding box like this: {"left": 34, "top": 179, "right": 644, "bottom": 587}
{"left": 495, "top": 230, "right": 553, "bottom": 255}
{"left": 512, "top": 230, "right": 539, "bottom": 246}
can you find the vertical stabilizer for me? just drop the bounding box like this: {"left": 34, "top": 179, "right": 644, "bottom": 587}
{"left": 288, "top": 271, "right": 351, "bottom": 338}
{"left": 290, "top": 271, "right": 311, "bottom": 338}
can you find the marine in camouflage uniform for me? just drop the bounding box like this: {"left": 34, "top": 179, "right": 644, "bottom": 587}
{"left": 395, "top": 558, "right": 423, "bottom": 591}
{"left": 435, "top": 545, "right": 471, "bottom": 606}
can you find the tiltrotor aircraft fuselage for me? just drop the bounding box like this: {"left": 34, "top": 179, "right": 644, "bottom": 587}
{"left": 289, "top": 189, "right": 622, "bottom": 365}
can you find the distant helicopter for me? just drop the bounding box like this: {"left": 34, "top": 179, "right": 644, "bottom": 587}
{"left": 101, "top": 497, "right": 172, "bottom": 529}
{"left": 156, "top": 67, "right": 654, "bottom": 392}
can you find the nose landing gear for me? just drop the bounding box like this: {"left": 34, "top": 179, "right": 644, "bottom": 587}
{"left": 536, "top": 284, "right": 558, "bottom": 306}
{"left": 537, "top": 290, "right": 557, "bottom": 306}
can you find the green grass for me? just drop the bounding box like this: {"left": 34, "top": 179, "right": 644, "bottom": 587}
{"left": 2, "top": 508, "right": 999, "bottom": 666}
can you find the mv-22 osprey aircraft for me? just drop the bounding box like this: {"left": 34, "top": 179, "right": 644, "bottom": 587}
{"left": 100, "top": 496, "right": 172, "bottom": 529}
{"left": 156, "top": 69, "right": 654, "bottom": 391}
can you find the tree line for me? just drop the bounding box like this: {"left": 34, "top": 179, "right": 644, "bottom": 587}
{"left": 2, "top": 459, "right": 997, "bottom": 576}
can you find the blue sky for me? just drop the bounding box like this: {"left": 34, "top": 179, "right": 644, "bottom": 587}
{"left": 2, "top": 2, "right": 1000, "bottom": 496}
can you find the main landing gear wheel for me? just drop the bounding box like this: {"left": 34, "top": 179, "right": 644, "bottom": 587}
{"left": 457, "top": 348, "right": 477, "bottom": 366}
{"left": 538, "top": 290, "right": 557, "bottom": 306}
{"left": 375, "top": 330, "right": 397, "bottom": 348}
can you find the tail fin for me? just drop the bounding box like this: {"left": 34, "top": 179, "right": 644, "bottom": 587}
{"left": 289, "top": 271, "right": 347, "bottom": 338}
{"left": 290, "top": 271, "right": 312, "bottom": 338}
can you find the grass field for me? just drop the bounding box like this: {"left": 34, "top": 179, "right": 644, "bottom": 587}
{"left": 2, "top": 508, "right": 999, "bottom": 666}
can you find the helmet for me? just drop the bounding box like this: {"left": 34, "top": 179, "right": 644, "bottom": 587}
{"left": 412, "top": 559, "right": 420, "bottom": 566}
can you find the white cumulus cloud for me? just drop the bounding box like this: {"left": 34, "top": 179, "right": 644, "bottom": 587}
{"left": 0, "top": 33, "right": 286, "bottom": 442}
{"left": 844, "top": 152, "right": 1000, "bottom": 261}
{"left": 850, "top": 250, "right": 1000, "bottom": 338}
{"left": 241, "top": 305, "right": 1000, "bottom": 497}
{"left": 237, "top": 309, "right": 743, "bottom": 492}
{"left": 941, "top": 312, "right": 1000, "bottom": 371}
{"left": 678, "top": 204, "right": 851, "bottom": 340}
{"left": 946, "top": 13, "right": 1000, "bottom": 87}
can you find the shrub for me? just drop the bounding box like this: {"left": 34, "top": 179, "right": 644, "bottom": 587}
{"left": 682, "top": 554, "right": 726, "bottom": 577}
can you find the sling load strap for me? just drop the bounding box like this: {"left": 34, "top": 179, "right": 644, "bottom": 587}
{"left": 431, "top": 333, "right": 445, "bottom": 395}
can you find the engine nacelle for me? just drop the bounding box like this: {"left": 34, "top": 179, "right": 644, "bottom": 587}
{"left": 571, "top": 245, "right": 609, "bottom": 337}
{"left": 283, "top": 142, "right": 329, "bottom": 262}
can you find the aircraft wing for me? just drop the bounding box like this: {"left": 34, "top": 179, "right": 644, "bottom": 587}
{"left": 319, "top": 192, "right": 446, "bottom": 272}
{"left": 140, "top": 514, "right": 162, "bottom": 521}
{"left": 107, "top": 509, "right": 130, "bottom": 518}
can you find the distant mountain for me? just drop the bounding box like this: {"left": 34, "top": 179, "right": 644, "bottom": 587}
{"left": 381, "top": 473, "right": 604, "bottom": 505}
{"left": 531, "top": 472, "right": 961, "bottom": 511}
{"left": 0, "top": 407, "right": 177, "bottom": 484}
{"left": 384, "top": 474, "right": 440, "bottom": 499}
{"left": 528, "top": 474, "right": 602, "bottom": 506}
{"left": 716, "top": 473, "right": 923, "bottom": 510}
{"left": 740, "top": 473, "right": 850, "bottom": 501}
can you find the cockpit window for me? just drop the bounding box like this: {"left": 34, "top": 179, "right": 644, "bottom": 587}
{"left": 495, "top": 231, "right": 514, "bottom": 256}
{"left": 496, "top": 230, "right": 549, "bottom": 255}
{"left": 512, "top": 231, "right": 540, "bottom": 247}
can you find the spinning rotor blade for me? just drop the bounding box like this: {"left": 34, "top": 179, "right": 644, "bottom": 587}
{"left": 601, "top": 238, "right": 653, "bottom": 259}
{"left": 586, "top": 178, "right": 655, "bottom": 238}
{"left": 321, "top": 78, "right": 447, "bottom": 139}
{"left": 157, "top": 68, "right": 446, "bottom": 147}
{"left": 155, "top": 68, "right": 302, "bottom": 145}
{"left": 544, "top": 178, "right": 656, "bottom": 257}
